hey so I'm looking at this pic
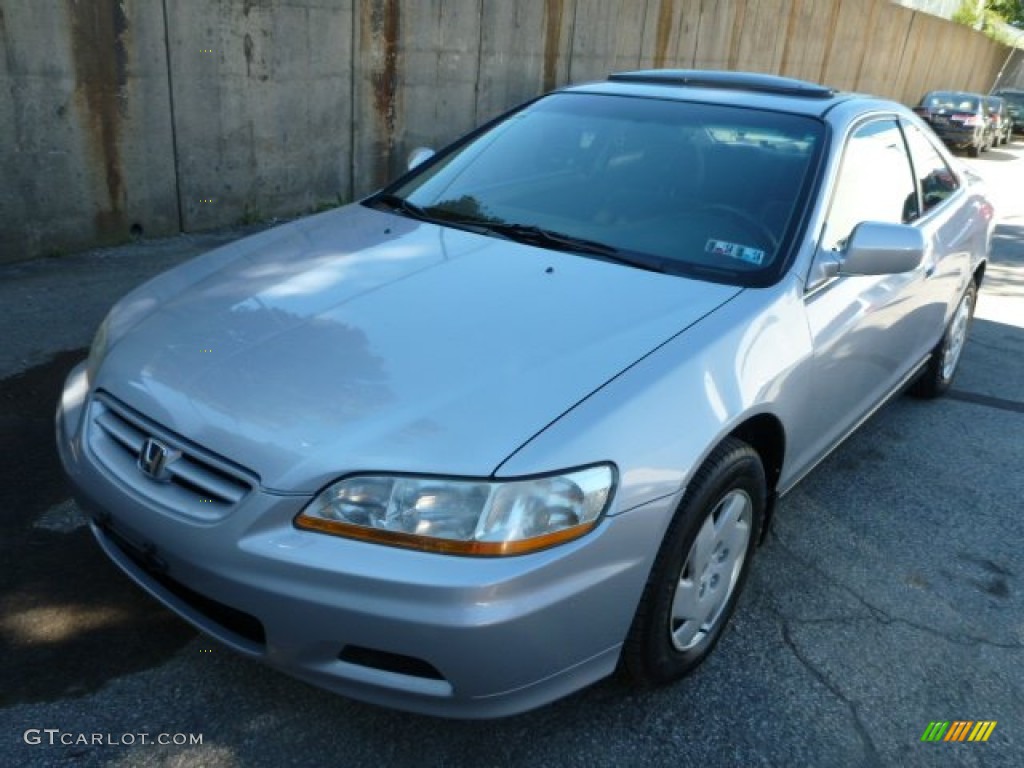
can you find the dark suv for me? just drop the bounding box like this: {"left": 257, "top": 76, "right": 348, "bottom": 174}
{"left": 914, "top": 91, "right": 993, "bottom": 156}
{"left": 984, "top": 95, "right": 1013, "bottom": 145}
{"left": 994, "top": 89, "right": 1024, "bottom": 137}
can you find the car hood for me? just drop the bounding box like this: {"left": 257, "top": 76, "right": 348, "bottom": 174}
{"left": 97, "top": 205, "right": 741, "bottom": 492}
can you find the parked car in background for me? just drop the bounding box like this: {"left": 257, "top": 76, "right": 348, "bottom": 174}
{"left": 59, "top": 70, "right": 993, "bottom": 718}
{"left": 994, "top": 88, "right": 1024, "bottom": 136}
{"left": 984, "top": 95, "right": 1013, "bottom": 145}
{"left": 914, "top": 91, "right": 993, "bottom": 156}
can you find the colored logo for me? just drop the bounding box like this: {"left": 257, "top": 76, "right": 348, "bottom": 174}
{"left": 920, "top": 721, "right": 997, "bottom": 742}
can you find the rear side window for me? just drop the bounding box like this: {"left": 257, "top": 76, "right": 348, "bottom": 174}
{"left": 821, "top": 119, "right": 916, "bottom": 251}
{"left": 902, "top": 122, "right": 960, "bottom": 219}
{"left": 925, "top": 92, "right": 980, "bottom": 111}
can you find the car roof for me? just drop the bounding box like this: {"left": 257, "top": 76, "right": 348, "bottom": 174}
{"left": 565, "top": 69, "right": 874, "bottom": 119}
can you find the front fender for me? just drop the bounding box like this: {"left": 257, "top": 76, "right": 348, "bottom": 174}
{"left": 494, "top": 277, "right": 813, "bottom": 517}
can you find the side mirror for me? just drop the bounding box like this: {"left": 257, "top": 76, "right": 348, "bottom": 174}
{"left": 838, "top": 221, "right": 926, "bottom": 276}
{"left": 407, "top": 147, "right": 435, "bottom": 171}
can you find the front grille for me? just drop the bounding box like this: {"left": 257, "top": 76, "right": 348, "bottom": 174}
{"left": 88, "top": 391, "right": 255, "bottom": 521}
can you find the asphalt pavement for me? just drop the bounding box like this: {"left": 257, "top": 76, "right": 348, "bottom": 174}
{"left": 1, "top": 146, "right": 1022, "bottom": 768}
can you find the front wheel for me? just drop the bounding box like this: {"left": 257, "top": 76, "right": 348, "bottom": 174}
{"left": 622, "top": 437, "right": 765, "bottom": 686}
{"left": 910, "top": 281, "right": 977, "bottom": 399}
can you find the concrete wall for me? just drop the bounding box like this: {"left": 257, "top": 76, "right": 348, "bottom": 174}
{"left": 0, "top": 0, "right": 1020, "bottom": 263}
{"left": 165, "top": 0, "right": 355, "bottom": 231}
{"left": 1, "top": 1, "right": 179, "bottom": 259}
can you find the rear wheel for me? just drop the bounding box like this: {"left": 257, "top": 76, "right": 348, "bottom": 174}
{"left": 622, "top": 437, "right": 764, "bottom": 686}
{"left": 910, "top": 281, "right": 977, "bottom": 399}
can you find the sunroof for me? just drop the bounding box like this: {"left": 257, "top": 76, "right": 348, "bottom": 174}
{"left": 608, "top": 70, "right": 836, "bottom": 99}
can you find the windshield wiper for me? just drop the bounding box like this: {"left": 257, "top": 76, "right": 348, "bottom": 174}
{"left": 482, "top": 223, "right": 613, "bottom": 253}
{"left": 369, "top": 195, "right": 503, "bottom": 236}
{"left": 370, "top": 196, "right": 665, "bottom": 274}
{"left": 475, "top": 222, "right": 667, "bottom": 273}
{"left": 368, "top": 194, "right": 434, "bottom": 221}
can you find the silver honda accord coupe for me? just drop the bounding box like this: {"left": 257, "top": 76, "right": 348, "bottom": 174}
{"left": 57, "top": 70, "right": 992, "bottom": 718}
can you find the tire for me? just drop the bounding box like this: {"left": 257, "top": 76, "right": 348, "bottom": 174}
{"left": 622, "top": 437, "right": 765, "bottom": 687}
{"left": 967, "top": 143, "right": 980, "bottom": 158}
{"left": 909, "top": 280, "right": 977, "bottom": 399}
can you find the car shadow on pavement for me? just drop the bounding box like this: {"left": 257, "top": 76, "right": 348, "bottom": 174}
{"left": 0, "top": 349, "right": 196, "bottom": 707}
{"left": 974, "top": 147, "right": 1020, "bottom": 162}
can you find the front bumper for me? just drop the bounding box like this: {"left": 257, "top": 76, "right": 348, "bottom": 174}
{"left": 57, "top": 364, "right": 670, "bottom": 717}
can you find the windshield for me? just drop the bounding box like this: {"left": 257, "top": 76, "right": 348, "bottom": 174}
{"left": 374, "top": 92, "right": 825, "bottom": 285}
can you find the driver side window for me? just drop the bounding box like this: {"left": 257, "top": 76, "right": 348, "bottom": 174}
{"left": 820, "top": 120, "right": 918, "bottom": 252}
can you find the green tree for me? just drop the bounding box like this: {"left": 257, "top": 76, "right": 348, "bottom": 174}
{"left": 953, "top": 0, "right": 984, "bottom": 27}
{"left": 987, "top": 0, "right": 1024, "bottom": 26}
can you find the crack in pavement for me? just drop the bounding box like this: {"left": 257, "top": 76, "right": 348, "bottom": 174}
{"left": 769, "top": 603, "right": 883, "bottom": 768}
{"left": 754, "top": 523, "right": 1023, "bottom": 764}
{"left": 766, "top": 528, "right": 1024, "bottom": 651}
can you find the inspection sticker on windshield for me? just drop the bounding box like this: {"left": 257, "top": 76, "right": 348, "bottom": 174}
{"left": 706, "top": 239, "right": 765, "bottom": 265}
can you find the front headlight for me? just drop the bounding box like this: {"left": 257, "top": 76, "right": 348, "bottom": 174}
{"left": 295, "top": 465, "right": 615, "bottom": 556}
